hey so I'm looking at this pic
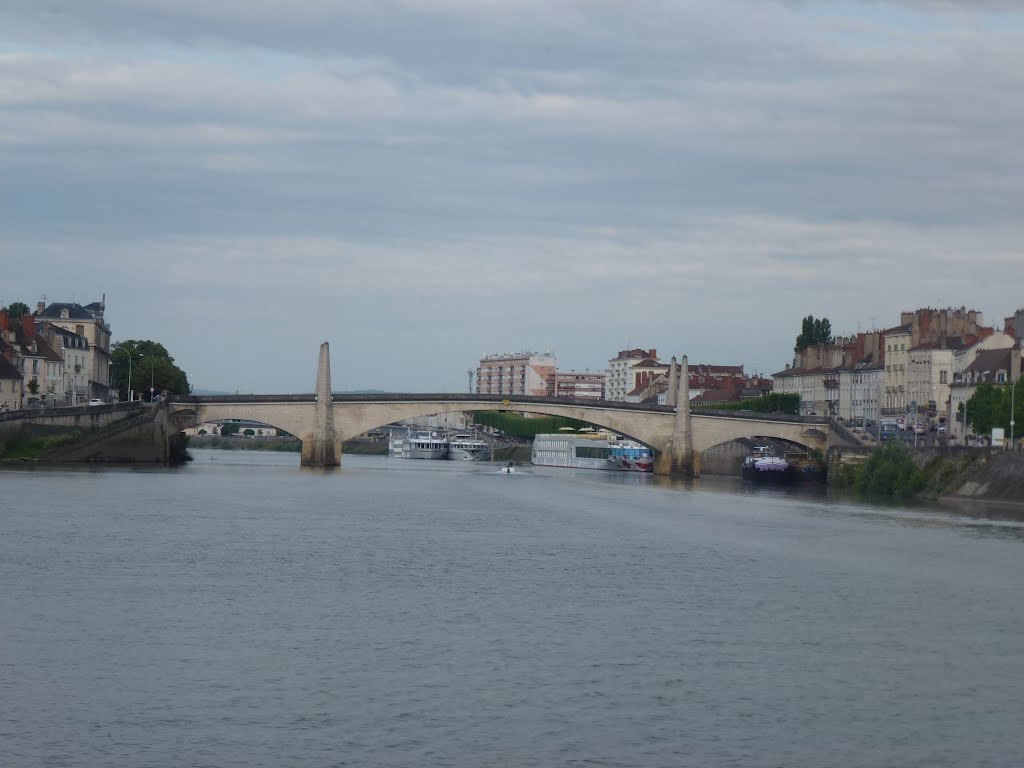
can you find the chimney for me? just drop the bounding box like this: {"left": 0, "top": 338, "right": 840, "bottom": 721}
{"left": 22, "top": 313, "right": 34, "bottom": 339}
{"left": 37, "top": 301, "right": 45, "bottom": 315}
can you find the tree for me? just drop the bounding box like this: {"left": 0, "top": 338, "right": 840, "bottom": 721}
{"left": 3, "top": 301, "right": 31, "bottom": 319}
{"left": 857, "top": 442, "right": 925, "bottom": 499}
{"left": 966, "top": 380, "right": 1024, "bottom": 440}
{"left": 26, "top": 377, "right": 39, "bottom": 396}
{"left": 795, "top": 315, "right": 833, "bottom": 351}
{"left": 110, "top": 339, "right": 192, "bottom": 401}
{"left": 699, "top": 393, "right": 801, "bottom": 415}
{"left": 965, "top": 384, "right": 1006, "bottom": 437}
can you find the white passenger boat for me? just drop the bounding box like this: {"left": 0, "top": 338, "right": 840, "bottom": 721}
{"left": 608, "top": 440, "right": 654, "bottom": 472}
{"left": 403, "top": 430, "right": 449, "bottom": 460}
{"left": 532, "top": 432, "right": 615, "bottom": 470}
{"left": 448, "top": 434, "right": 490, "bottom": 461}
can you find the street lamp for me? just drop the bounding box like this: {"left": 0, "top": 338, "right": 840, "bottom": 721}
{"left": 138, "top": 353, "right": 155, "bottom": 401}
{"left": 1011, "top": 377, "right": 1017, "bottom": 452}
{"left": 113, "top": 347, "right": 133, "bottom": 402}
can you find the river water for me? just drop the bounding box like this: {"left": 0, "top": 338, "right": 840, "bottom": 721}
{"left": 3, "top": 450, "right": 1023, "bottom": 767}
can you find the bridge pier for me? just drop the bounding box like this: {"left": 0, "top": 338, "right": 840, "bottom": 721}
{"left": 301, "top": 341, "right": 340, "bottom": 467}
{"left": 655, "top": 355, "right": 698, "bottom": 476}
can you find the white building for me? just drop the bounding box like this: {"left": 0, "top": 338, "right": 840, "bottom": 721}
{"left": 35, "top": 299, "right": 113, "bottom": 401}
{"left": 605, "top": 348, "right": 660, "bottom": 402}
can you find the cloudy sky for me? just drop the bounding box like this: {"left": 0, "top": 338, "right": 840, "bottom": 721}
{"left": 3, "top": 1, "right": 1022, "bottom": 393}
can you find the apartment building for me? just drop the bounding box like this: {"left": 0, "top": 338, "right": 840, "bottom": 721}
{"left": 476, "top": 351, "right": 556, "bottom": 397}
{"left": 606, "top": 348, "right": 659, "bottom": 401}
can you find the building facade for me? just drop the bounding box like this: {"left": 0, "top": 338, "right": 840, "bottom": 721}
{"left": 882, "top": 325, "right": 911, "bottom": 416}
{"left": 553, "top": 371, "right": 605, "bottom": 400}
{"left": 476, "top": 351, "right": 556, "bottom": 397}
{"left": 35, "top": 300, "right": 113, "bottom": 401}
{"left": 605, "top": 348, "right": 659, "bottom": 402}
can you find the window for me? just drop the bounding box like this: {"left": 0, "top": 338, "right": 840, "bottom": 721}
{"left": 939, "top": 371, "right": 947, "bottom": 384}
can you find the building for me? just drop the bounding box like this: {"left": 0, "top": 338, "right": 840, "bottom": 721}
{"left": 476, "top": 351, "right": 556, "bottom": 397}
{"left": 948, "top": 346, "right": 1022, "bottom": 444}
{"left": 39, "top": 323, "right": 91, "bottom": 405}
{"left": 0, "top": 310, "right": 65, "bottom": 406}
{"left": 845, "top": 363, "right": 885, "bottom": 426}
{"left": 605, "top": 348, "right": 659, "bottom": 401}
{"left": 881, "top": 324, "right": 912, "bottom": 416}
{"left": 0, "top": 349, "right": 23, "bottom": 411}
{"left": 553, "top": 371, "right": 605, "bottom": 400}
{"left": 34, "top": 299, "right": 113, "bottom": 401}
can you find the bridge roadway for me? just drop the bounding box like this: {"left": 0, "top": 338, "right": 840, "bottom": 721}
{"left": 168, "top": 392, "right": 832, "bottom": 475}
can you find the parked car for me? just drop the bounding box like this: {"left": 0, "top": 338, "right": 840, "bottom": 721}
{"left": 937, "top": 424, "right": 947, "bottom": 435}
{"left": 913, "top": 423, "right": 926, "bottom": 435}
{"left": 87, "top": 398, "right": 105, "bottom": 406}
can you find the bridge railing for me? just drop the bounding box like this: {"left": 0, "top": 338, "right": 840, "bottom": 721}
{"left": 172, "top": 393, "right": 830, "bottom": 424}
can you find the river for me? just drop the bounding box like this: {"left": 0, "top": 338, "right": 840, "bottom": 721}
{"left": 3, "top": 450, "right": 1023, "bottom": 767}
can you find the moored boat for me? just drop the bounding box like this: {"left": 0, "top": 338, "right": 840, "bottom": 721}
{"left": 784, "top": 451, "right": 827, "bottom": 483}
{"left": 448, "top": 434, "right": 490, "bottom": 461}
{"left": 608, "top": 440, "right": 654, "bottom": 472}
{"left": 532, "top": 432, "right": 653, "bottom": 472}
{"left": 404, "top": 430, "right": 449, "bottom": 460}
{"left": 741, "top": 445, "right": 795, "bottom": 482}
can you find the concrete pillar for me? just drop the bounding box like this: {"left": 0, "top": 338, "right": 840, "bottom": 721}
{"left": 301, "top": 341, "right": 340, "bottom": 467}
{"left": 656, "top": 354, "right": 696, "bottom": 476}
{"left": 667, "top": 356, "right": 678, "bottom": 407}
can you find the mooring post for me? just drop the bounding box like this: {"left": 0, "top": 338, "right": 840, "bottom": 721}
{"left": 301, "top": 341, "right": 340, "bottom": 467}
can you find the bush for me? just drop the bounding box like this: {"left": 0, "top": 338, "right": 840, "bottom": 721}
{"left": 856, "top": 443, "right": 925, "bottom": 500}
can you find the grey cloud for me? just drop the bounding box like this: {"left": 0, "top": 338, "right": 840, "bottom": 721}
{"left": 2, "top": 1, "right": 1022, "bottom": 391}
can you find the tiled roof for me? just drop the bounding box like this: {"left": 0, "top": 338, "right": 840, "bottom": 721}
{"left": 38, "top": 302, "right": 94, "bottom": 320}
{"left": 0, "top": 352, "right": 21, "bottom": 379}
{"left": 966, "top": 348, "right": 1011, "bottom": 374}
{"left": 692, "top": 388, "right": 741, "bottom": 404}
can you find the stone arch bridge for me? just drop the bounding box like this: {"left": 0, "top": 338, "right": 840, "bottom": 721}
{"left": 168, "top": 343, "right": 835, "bottom": 476}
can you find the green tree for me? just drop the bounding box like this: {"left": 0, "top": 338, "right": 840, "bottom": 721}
{"left": 795, "top": 315, "right": 833, "bottom": 351}
{"left": 964, "top": 384, "right": 1006, "bottom": 437}
{"left": 26, "top": 377, "right": 39, "bottom": 396}
{"left": 473, "top": 411, "right": 590, "bottom": 438}
{"left": 856, "top": 442, "right": 925, "bottom": 499}
{"left": 697, "top": 393, "right": 801, "bottom": 415}
{"left": 220, "top": 422, "right": 240, "bottom": 436}
{"left": 3, "top": 301, "right": 31, "bottom": 319}
{"left": 110, "top": 339, "right": 192, "bottom": 401}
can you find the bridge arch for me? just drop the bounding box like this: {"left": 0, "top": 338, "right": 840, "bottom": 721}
{"left": 338, "top": 401, "right": 657, "bottom": 449}
{"left": 167, "top": 395, "right": 833, "bottom": 475}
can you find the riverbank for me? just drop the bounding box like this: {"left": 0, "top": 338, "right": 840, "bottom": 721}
{"left": 187, "top": 435, "right": 390, "bottom": 455}
{"left": 926, "top": 450, "right": 1024, "bottom": 505}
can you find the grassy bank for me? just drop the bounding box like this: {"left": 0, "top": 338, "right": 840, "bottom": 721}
{"left": 1, "top": 431, "right": 87, "bottom": 462}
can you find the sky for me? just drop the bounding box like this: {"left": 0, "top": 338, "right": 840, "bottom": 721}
{"left": 2, "top": 0, "right": 1023, "bottom": 393}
